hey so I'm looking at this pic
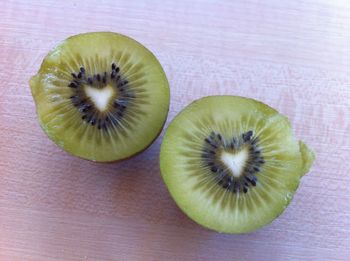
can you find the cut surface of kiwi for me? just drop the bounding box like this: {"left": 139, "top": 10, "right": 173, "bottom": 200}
{"left": 30, "top": 32, "right": 170, "bottom": 162}
{"left": 160, "top": 96, "right": 315, "bottom": 233}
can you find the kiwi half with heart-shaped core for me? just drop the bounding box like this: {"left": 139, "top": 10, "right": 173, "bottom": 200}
{"left": 30, "top": 32, "right": 170, "bottom": 162}
{"left": 160, "top": 96, "right": 315, "bottom": 233}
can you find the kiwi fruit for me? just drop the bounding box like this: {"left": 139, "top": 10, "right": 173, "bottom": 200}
{"left": 160, "top": 96, "right": 315, "bottom": 233}
{"left": 30, "top": 32, "right": 170, "bottom": 162}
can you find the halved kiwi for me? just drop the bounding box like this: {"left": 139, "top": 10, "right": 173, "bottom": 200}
{"left": 160, "top": 96, "right": 315, "bottom": 233}
{"left": 30, "top": 32, "right": 170, "bottom": 162}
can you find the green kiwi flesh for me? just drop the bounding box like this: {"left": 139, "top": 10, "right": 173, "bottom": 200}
{"left": 30, "top": 32, "right": 170, "bottom": 162}
{"left": 160, "top": 96, "right": 315, "bottom": 233}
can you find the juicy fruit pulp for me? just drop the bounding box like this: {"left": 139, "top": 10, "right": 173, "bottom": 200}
{"left": 30, "top": 32, "right": 170, "bottom": 162}
{"left": 160, "top": 96, "right": 315, "bottom": 233}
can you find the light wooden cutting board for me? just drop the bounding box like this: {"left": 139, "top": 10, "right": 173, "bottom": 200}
{"left": 1, "top": 0, "right": 349, "bottom": 260}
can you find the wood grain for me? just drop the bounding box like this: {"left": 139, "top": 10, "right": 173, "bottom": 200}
{"left": 1, "top": 0, "right": 350, "bottom": 260}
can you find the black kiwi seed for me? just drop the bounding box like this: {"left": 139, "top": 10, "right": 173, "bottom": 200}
{"left": 211, "top": 166, "right": 218, "bottom": 173}
{"left": 242, "top": 130, "right": 253, "bottom": 142}
{"left": 223, "top": 183, "right": 230, "bottom": 189}
{"left": 230, "top": 139, "right": 236, "bottom": 149}
{"left": 205, "top": 138, "right": 218, "bottom": 148}
{"left": 114, "top": 101, "right": 127, "bottom": 109}
{"left": 201, "top": 131, "right": 264, "bottom": 193}
{"left": 68, "top": 82, "right": 78, "bottom": 88}
{"left": 211, "top": 144, "right": 218, "bottom": 149}
{"left": 253, "top": 150, "right": 261, "bottom": 155}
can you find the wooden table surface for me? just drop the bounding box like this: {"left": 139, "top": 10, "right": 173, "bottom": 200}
{"left": 1, "top": 0, "right": 349, "bottom": 260}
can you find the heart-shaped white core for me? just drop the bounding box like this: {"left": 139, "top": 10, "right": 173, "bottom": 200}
{"left": 84, "top": 85, "right": 114, "bottom": 112}
{"left": 220, "top": 149, "right": 249, "bottom": 178}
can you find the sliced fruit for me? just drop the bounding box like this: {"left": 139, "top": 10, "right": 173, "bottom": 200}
{"left": 160, "top": 96, "right": 315, "bottom": 233}
{"left": 30, "top": 32, "right": 170, "bottom": 162}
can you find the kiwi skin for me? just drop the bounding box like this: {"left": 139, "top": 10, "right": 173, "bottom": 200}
{"left": 36, "top": 114, "right": 168, "bottom": 164}
{"left": 30, "top": 32, "right": 170, "bottom": 162}
{"left": 160, "top": 95, "right": 315, "bottom": 234}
